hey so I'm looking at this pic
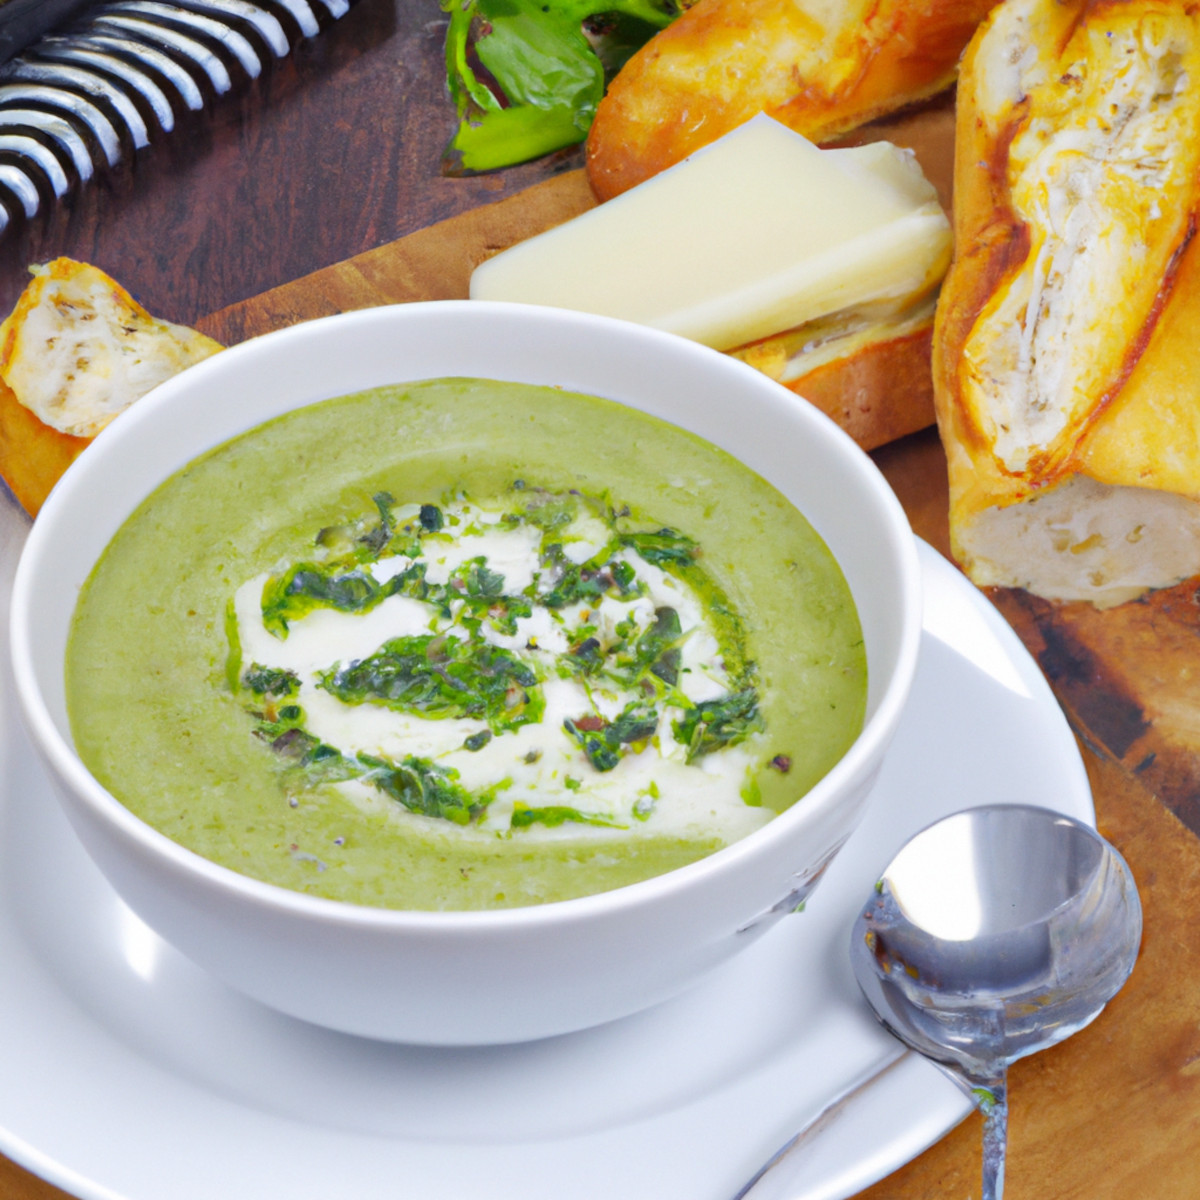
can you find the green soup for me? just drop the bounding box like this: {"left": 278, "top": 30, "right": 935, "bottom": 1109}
{"left": 66, "top": 379, "right": 865, "bottom": 910}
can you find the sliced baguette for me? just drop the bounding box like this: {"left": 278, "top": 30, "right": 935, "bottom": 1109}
{"left": 935, "top": 0, "right": 1200, "bottom": 606}
{"left": 586, "top": 0, "right": 993, "bottom": 202}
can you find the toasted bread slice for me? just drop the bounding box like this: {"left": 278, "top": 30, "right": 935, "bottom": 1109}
{"left": 935, "top": 0, "right": 1200, "bottom": 605}
{"left": 732, "top": 313, "right": 937, "bottom": 452}
{"left": 585, "top": 0, "right": 993, "bottom": 201}
{"left": 0, "top": 258, "right": 222, "bottom": 515}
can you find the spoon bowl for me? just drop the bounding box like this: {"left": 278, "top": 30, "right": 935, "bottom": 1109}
{"left": 849, "top": 803, "right": 1141, "bottom": 1199}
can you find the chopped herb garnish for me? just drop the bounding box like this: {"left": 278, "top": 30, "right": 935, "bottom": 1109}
{"left": 232, "top": 482, "right": 772, "bottom": 833}
{"left": 318, "top": 633, "right": 543, "bottom": 733}
{"left": 564, "top": 717, "right": 621, "bottom": 771}
{"left": 260, "top": 559, "right": 430, "bottom": 637}
{"left": 620, "top": 527, "right": 698, "bottom": 568}
{"left": 510, "top": 801, "right": 624, "bottom": 829}
{"left": 564, "top": 700, "right": 659, "bottom": 772}
{"left": 632, "top": 793, "right": 656, "bottom": 821}
{"left": 541, "top": 559, "right": 610, "bottom": 609}
{"left": 608, "top": 703, "right": 661, "bottom": 745}
{"left": 358, "top": 753, "right": 483, "bottom": 825}
{"left": 462, "top": 557, "right": 506, "bottom": 597}
{"left": 242, "top": 664, "right": 300, "bottom": 698}
{"left": 637, "top": 605, "right": 683, "bottom": 686}
{"left": 269, "top": 726, "right": 320, "bottom": 762}
{"left": 256, "top": 723, "right": 359, "bottom": 783}
{"left": 674, "top": 688, "right": 764, "bottom": 762}
{"left": 357, "top": 492, "right": 397, "bottom": 557}
{"left": 566, "top": 634, "right": 605, "bottom": 675}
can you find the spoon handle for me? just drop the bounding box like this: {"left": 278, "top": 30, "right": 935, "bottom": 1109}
{"left": 976, "top": 1071, "right": 1009, "bottom": 1200}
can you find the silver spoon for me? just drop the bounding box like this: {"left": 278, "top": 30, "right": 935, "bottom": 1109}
{"left": 842, "top": 802, "right": 1142, "bottom": 1200}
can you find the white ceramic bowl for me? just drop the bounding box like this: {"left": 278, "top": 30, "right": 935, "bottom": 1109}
{"left": 10, "top": 301, "right": 921, "bottom": 1044}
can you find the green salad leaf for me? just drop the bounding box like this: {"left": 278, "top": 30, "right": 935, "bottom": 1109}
{"left": 440, "top": 0, "right": 686, "bottom": 174}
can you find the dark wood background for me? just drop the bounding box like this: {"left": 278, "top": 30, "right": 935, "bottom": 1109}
{"left": 0, "top": 0, "right": 577, "bottom": 322}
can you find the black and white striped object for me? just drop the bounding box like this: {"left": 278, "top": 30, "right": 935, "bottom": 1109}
{"left": 0, "top": 0, "right": 357, "bottom": 231}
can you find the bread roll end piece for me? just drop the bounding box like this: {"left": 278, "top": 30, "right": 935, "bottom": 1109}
{"left": 0, "top": 257, "right": 223, "bottom": 516}
{"left": 956, "top": 477, "right": 1200, "bottom": 609}
{"left": 586, "top": 0, "right": 994, "bottom": 202}
{"left": 0, "top": 378, "right": 87, "bottom": 517}
{"left": 935, "top": 0, "right": 1200, "bottom": 607}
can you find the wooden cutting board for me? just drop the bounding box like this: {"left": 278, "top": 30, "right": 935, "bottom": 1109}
{"left": 199, "top": 98, "right": 960, "bottom": 455}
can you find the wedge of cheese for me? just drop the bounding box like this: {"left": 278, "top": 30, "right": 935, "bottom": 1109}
{"left": 471, "top": 115, "right": 951, "bottom": 380}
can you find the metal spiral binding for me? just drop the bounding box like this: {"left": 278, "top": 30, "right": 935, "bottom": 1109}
{"left": 0, "top": 0, "right": 356, "bottom": 232}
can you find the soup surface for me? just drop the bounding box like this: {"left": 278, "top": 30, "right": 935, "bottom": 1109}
{"left": 67, "top": 379, "right": 866, "bottom": 909}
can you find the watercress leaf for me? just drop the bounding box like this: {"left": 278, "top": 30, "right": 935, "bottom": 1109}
{"left": 440, "top": 0, "right": 683, "bottom": 174}
{"left": 475, "top": 0, "right": 601, "bottom": 115}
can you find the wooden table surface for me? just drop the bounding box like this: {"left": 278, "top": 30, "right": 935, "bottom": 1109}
{"left": 4, "top": 1, "right": 1200, "bottom": 1197}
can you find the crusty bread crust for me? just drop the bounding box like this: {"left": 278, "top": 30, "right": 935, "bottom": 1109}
{"left": 586, "top": 0, "right": 993, "bottom": 202}
{"left": 0, "top": 378, "right": 87, "bottom": 516}
{"left": 0, "top": 258, "right": 222, "bottom": 516}
{"left": 934, "top": 0, "right": 1200, "bottom": 605}
{"left": 789, "top": 324, "right": 935, "bottom": 452}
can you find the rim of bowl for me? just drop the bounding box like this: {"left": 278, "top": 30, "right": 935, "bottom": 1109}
{"left": 10, "top": 300, "right": 923, "bottom": 932}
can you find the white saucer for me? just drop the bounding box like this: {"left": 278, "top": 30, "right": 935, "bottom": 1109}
{"left": 0, "top": 494, "right": 1092, "bottom": 1200}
